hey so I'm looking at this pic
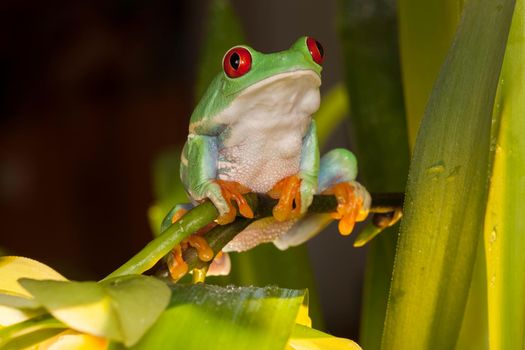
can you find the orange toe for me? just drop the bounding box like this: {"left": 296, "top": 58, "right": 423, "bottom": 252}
{"left": 269, "top": 175, "right": 302, "bottom": 222}
{"left": 186, "top": 235, "right": 214, "bottom": 262}
{"left": 215, "top": 180, "right": 254, "bottom": 225}
{"left": 323, "top": 182, "right": 366, "bottom": 236}
{"left": 168, "top": 244, "right": 188, "bottom": 281}
{"left": 167, "top": 207, "right": 217, "bottom": 281}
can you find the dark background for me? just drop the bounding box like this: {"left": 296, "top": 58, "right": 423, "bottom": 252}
{"left": 0, "top": 0, "right": 366, "bottom": 339}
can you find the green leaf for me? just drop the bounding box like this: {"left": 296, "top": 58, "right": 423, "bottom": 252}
{"left": 216, "top": 244, "right": 325, "bottom": 328}
{"left": 398, "top": 2, "right": 491, "bottom": 348}
{"left": 287, "top": 324, "right": 361, "bottom": 350}
{"left": 116, "top": 284, "right": 305, "bottom": 350}
{"left": 484, "top": 1, "right": 525, "bottom": 348}
{"left": 398, "top": 0, "right": 464, "bottom": 148}
{"left": 338, "top": 1, "right": 410, "bottom": 349}
{"left": 353, "top": 223, "right": 383, "bottom": 248}
{"left": 455, "top": 241, "right": 488, "bottom": 350}
{"left": 381, "top": 0, "right": 515, "bottom": 348}
{"left": 18, "top": 275, "right": 170, "bottom": 346}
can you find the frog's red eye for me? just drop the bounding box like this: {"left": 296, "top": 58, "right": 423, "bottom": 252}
{"left": 306, "top": 37, "right": 324, "bottom": 65}
{"left": 223, "top": 47, "right": 252, "bottom": 78}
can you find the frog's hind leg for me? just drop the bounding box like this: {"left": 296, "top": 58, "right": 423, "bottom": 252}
{"left": 162, "top": 203, "right": 232, "bottom": 279}
{"left": 162, "top": 203, "right": 213, "bottom": 280}
{"left": 162, "top": 203, "right": 193, "bottom": 280}
{"left": 274, "top": 148, "right": 371, "bottom": 250}
{"left": 273, "top": 213, "right": 333, "bottom": 250}
{"left": 222, "top": 217, "right": 298, "bottom": 252}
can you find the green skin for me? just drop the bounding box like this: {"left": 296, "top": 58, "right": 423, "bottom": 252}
{"left": 170, "top": 37, "right": 362, "bottom": 252}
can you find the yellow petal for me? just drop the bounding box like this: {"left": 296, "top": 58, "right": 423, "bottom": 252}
{"left": 287, "top": 324, "right": 362, "bottom": 350}
{"left": 287, "top": 336, "right": 362, "bottom": 350}
{"left": 0, "top": 257, "right": 66, "bottom": 297}
{"left": 33, "top": 330, "right": 108, "bottom": 350}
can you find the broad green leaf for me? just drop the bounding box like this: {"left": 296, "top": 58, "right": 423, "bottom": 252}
{"left": 455, "top": 241, "right": 488, "bottom": 350}
{"left": 116, "top": 284, "right": 305, "bottom": 350}
{"left": 484, "top": 1, "right": 525, "bottom": 348}
{"left": 398, "top": 2, "right": 491, "bottom": 348}
{"left": 19, "top": 275, "right": 170, "bottom": 346}
{"left": 220, "top": 244, "right": 325, "bottom": 328}
{"left": 382, "top": 0, "right": 515, "bottom": 349}
{"left": 398, "top": 0, "right": 463, "bottom": 148}
{"left": 287, "top": 324, "right": 361, "bottom": 350}
{"left": 338, "top": 1, "right": 409, "bottom": 348}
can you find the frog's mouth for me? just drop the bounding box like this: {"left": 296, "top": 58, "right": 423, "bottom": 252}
{"left": 220, "top": 70, "right": 321, "bottom": 124}
{"left": 231, "top": 69, "right": 321, "bottom": 97}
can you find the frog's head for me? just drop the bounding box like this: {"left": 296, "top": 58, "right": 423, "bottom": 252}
{"left": 190, "top": 36, "right": 324, "bottom": 134}
{"left": 219, "top": 36, "right": 323, "bottom": 95}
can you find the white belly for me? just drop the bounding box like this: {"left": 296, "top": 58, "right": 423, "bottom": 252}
{"left": 214, "top": 70, "right": 320, "bottom": 192}
{"left": 217, "top": 120, "right": 308, "bottom": 192}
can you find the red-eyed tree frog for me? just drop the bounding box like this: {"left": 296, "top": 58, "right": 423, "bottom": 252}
{"left": 162, "top": 37, "right": 370, "bottom": 280}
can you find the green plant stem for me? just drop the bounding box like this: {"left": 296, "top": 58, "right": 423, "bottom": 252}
{"left": 183, "top": 193, "right": 404, "bottom": 276}
{"left": 184, "top": 218, "right": 255, "bottom": 271}
{"left": 104, "top": 201, "right": 223, "bottom": 280}
{"left": 107, "top": 193, "right": 403, "bottom": 280}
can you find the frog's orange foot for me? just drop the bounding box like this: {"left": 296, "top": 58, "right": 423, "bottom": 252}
{"left": 268, "top": 175, "right": 302, "bottom": 222}
{"left": 168, "top": 235, "right": 215, "bottom": 281}
{"left": 215, "top": 180, "right": 254, "bottom": 225}
{"left": 323, "top": 181, "right": 371, "bottom": 236}
{"left": 168, "top": 244, "right": 188, "bottom": 281}
{"left": 186, "top": 235, "right": 214, "bottom": 262}
{"left": 167, "top": 210, "right": 216, "bottom": 281}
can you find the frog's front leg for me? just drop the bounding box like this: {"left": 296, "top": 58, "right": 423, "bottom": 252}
{"left": 182, "top": 134, "right": 254, "bottom": 224}
{"left": 270, "top": 120, "right": 320, "bottom": 221}
{"left": 274, "top": 148, "right": 370, "bottom": 249}
{"left": 319, "top": 149, "right": 370, "bottom": 235}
